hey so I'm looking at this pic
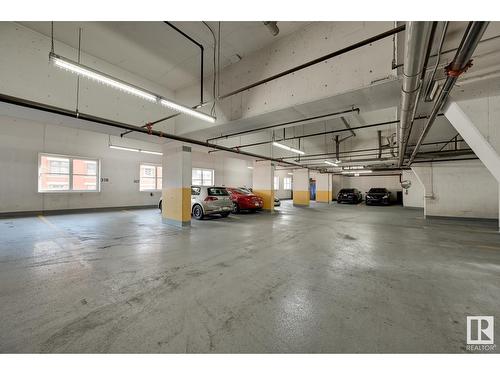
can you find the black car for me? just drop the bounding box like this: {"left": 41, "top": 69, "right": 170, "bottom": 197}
{"left": 365, "top": 188, "right": 391, "bottom": 205}
{"left": 337, "top": 188, "right": 362, "bottom": 204}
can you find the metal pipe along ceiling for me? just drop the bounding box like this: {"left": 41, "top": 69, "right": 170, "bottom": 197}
{"left": 206, "top": 107, "right": 359, "bottom": 142}
{"left": 208, "top": 115, "right": 442, "bottom": 153}
{"left": 407, "top": 21, "right": 489, "bottom": 165}
{"left": 397, "top": 21, "right": 434, "bottom": 167}
{"left": 164, "top": 21, "right": 204, "bottom": 104}
{"left": 123, "top": 25, "right": 405, "bottom": 139}
{"left": 0, "top": 93, "right": 304, "bottom": 169}
{"left": 217, "top": 24, "right": 406, "bottom": 100}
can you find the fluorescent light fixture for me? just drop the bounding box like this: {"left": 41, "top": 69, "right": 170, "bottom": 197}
{"left": 324, "top": 160, "right": 338, "bottom": 166}
{"left": 109, "top": 145, "right": 140, "bottom": 152}
{"left": 272, "top": 142, "right": 305, "bottom": 155}
{"left": 160, "top": 99, "right": 216, "bottom": 123}
{"left": 49, "top": 52, "right": 216, "bottom": 123}
{"left": 140, "top": 150, "right": 163, "bottom": 156}
{"left": 50, "top": 52, "right": 157, "bottom": 102}
{"left": 287, "top": 172, "right": 293, "bottom": 175}
{"left": 341, "top": 170, "right": 373, "bottom": 174}
{"left": 247, "top": 166, "right": 254, "bottom": 169}
{"left": 343, "top": 165, "right": 365, "bottom": 170}
{"left": 109, "top": 145, "right": 162, "bottom": 155}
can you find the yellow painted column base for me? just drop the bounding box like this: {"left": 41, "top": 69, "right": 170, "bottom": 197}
{"left": 162, "top": 187, "right": 191, "bottom": 227}
{"left": 254, "top": 189, "right": 274, "bottom": 211}
{"left": 293, "top": 190, "right": 310, "bottom": 206}
{"left": 316, "top": 190, "right": 332, "bottom": 203}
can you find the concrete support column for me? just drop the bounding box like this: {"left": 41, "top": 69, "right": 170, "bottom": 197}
{"left": 162, "top": 145, "right": 192, "bottom": 227}
{"left": 293, "top": 168, "right": 310, "bottom": 206}
{"left": 315, "top": 173, "right": 332, "bottom": 203}
{"left": 444, "top": 100, "right": 500, "bottom": 230}
{"left": 253, "top": 160, "right": 275, "bottom": 212}
{"left": 411, "top": 164, "right": 433, "bottom": 217}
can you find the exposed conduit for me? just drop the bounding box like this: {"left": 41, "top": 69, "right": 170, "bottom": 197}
{"left": 397, "top": 21, "right": 433, "bottom": 167}
{"left": 407, "top": 21, "right": 489, "bottom": 165}
{"left": 217, "top": 25, "right": 406, "bottom": 100}
{"left": 0, "top": 93, "right": 306, "bottom": 169}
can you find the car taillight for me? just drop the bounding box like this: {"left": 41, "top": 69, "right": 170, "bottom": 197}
{"left": 204, "top": 196, "right": 218, "bottom": 201}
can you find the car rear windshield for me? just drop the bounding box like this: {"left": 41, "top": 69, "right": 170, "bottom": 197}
{"left": 339, "top": 189, "right": 355, "bottom": 193}
{"left": 369, "top": 188, "right": 387, "bottom": 193}
{"left": 208, "top": 187, "right": 229, "bottom": 196}
{"left": 232, "top": 188, "right": 251, "bottom": 195}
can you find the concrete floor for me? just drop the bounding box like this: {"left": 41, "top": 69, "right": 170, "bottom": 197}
{"left": 0, "top": 201, "right": 499, "bottom": 353}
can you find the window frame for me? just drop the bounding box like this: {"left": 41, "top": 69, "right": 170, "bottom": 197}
{"left": 192, "top": 168, "right": 215, "bottom": 187}
{"left": 274, "top": 175, "right": 280, "bottom": 191}
{"left": 38, "top": 152, "right": 101, "bottom": 193}
{"left": 283, "top": 177, "right": 292, "bottom": 191}
{"left": 139, "top": 163, "right": 162, "bottom": 192}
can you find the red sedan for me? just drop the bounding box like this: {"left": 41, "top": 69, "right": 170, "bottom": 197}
{"left": 226, "top": 188, "right": 264, "bottom": 213}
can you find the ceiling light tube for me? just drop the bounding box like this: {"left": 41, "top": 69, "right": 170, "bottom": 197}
{"left": 109, "top": 145, "right": 140, "bottom": 152}
{"left": 49, "top": 52, "right": 216, "bottom": 123}
{"left": 110, "top": 145, "right": 162, "bottom": 155}
{"left": 341, "top": 170, "right": 373, "bottom": 174}
{"left": 140, "top": 150, "right": 163, "bottom": 156}
{"left": 324, "top": 160, "right": 338, "bottom": 166}
{"left": 160, "top": 99, "right": 216, "bottom": 123}
{"left": 50, "top": 52, "right": 157, "bottom": 102}
{"left": 272, "top": 141, "right": 305, "bottom": 155}
{"left": 247, "top": 166, "right": 254, "bottom": 169}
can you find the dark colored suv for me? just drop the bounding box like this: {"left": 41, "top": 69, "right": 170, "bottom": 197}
{"left": 337, "top": 188, "right": 362, "bottom": 204}
{"left": 365, "top": 188, "right": 391, "bottom": 205}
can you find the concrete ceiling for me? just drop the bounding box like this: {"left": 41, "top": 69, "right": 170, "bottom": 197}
{"left": 17, "top": 21, "right": 309, "bottom": 92}
{"left": 7, "top": 21, "right": 500, "bottom": 169}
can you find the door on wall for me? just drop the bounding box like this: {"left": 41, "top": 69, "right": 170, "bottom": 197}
{"left": 309, "top": 178, "right": 316, "bottom": 200}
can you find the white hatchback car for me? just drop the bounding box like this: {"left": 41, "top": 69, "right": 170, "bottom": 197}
{"left": 159, "top": 186, "right": 233, "bottom": 220}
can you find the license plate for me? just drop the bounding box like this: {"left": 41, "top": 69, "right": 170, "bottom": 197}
{"left": 255, "top": 203, "right": 260, "bottom": 206}
{"left": 223, "top": 207, "right": 230, "bottom": 210}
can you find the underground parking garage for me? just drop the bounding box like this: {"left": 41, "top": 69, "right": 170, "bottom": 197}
{"left": 1, "top": 9, "right": 500, "bottom": 366}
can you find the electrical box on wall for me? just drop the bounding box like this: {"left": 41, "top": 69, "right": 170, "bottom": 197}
{"left": 133, "top": 179, "right": 139, "bottom": 183}
{"left": 101, "top": 177, "right": 109, "bottom": 183}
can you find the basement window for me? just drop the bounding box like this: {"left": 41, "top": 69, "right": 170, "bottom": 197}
{"left": 192, "top": 168, "right": 214, "bottom": 186}
{"left": 140, "top": 164, "right": 162, "bottom": 191}
{"left": 274, "top": 176, "right": 280, "bottom": 191}
{"left": 38, "top": 153, "right": 100, "bottom": 193}
{"left": 284, "top": 177, "right": 292, "bottom": 190}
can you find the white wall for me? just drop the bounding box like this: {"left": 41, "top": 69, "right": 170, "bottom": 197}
{"left": 340, "top": 175, "right": 402, "bottom": 198}
{"left": 274, "top": 169, "right": 293, "bottom": 199}
{"left": 402, "top": 170, "right": 424, "bottom": 208}
{"left": 413, "top": 160, "right": 499, "bottom": 220}
{"left": 0, "top": 114, "right": 163, "bottom": 213}
{"left": 0, "top": 114, "right": 253, "bottom": 214}
{"left": 191, "top": 151, "right": 252, "bottom": 188}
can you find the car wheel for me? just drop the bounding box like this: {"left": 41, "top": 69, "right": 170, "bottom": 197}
{"left": 220, "top": 212, "right": 230, "bottom": 218}
{"left": 159, "top": 200, "right": 162, "bottom": 211}
{"left": 192, "top": 204, "right": 204, "bottom": 220}
{"left": 232, "top": 202, "right": 240, "bottom": 214}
